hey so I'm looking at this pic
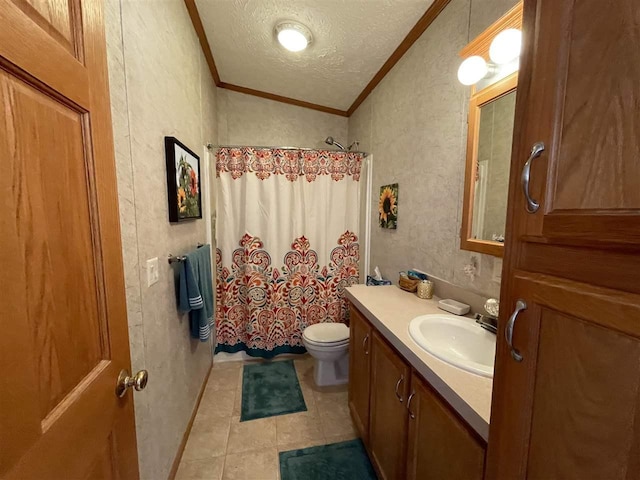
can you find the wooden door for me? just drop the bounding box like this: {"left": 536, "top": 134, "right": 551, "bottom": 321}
{"left": 0, "top": 0, "right": 138, "bottom": 478}
{"left": 348, "top": 304, "right": 372, "bottom": 443}
{"left": 369, "top": 331, "right": 410, "bottom": 480}
{"left": 407, "top": 373, "right": 485, "bottom": 480}
{"left": 487, "top": 0, "right": 640, "bottom": 478}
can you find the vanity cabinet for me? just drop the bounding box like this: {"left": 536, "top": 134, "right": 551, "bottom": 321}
{"left": 348, "top": 305, "right": 372, "bottom": 443}
{"left": 407, "top": 373, "right": 484, "bottom": 480}
{"left": 369, "top": 331, "right": 410, "bottom": 480}
{"left": 487, "top": 0, "right": 640, "bottom": 478}
{"left": 348, "top": 302, "right": 486, "bottom": 480}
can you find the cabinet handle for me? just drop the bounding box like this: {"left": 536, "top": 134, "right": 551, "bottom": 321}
{"left": 394, "top": 375, "right": 404, "bottom": 403}
{"left": 362, "top": 334, "right": 369, "bottom": 355}
{"left": 521, "top": 142, "right": 545, "bottom": 213}
{"left": 407, "top": 391, "right": 416, "bottom": 419}
{"left": 505, "top": 299, "right": 527, "bottom": 362}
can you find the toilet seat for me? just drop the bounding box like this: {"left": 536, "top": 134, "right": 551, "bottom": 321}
{"left": 302, "top": 323, "right": 349, "bottom": 346}
{"left": 303, "top": 337, "right": 349, "bottom": 348}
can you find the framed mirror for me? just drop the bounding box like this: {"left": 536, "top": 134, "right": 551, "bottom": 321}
{"left": 461, "top": 73, "right": 517, "bottom": 257}
{"left": 458, "top": 2, "right": 522, "bottom": 258}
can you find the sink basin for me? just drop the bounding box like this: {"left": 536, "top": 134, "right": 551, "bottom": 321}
{"left": 408, "top": 314, "right": 496, "bottom": 378}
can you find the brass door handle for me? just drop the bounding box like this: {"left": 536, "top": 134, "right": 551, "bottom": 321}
{"left": 394, "top": 375, "right": 404, "bottom": 403}
{"left": 407, "top": 391, "right": 416, "bottom": 419}
{"left": 521, "top": 142, "right": 545, "bottom": 213}
{"left": 362, "top": 334, "right": 370, "bottom": 355}
{"left": 116, "top": 369, "right": 149, "bottom": 398}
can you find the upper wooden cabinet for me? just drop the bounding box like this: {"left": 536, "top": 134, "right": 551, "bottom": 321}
{"left": 488, "top": 0, "right": 640, "bottom": 478}
{"left": 407, "top": 373, "right": 485, "bottom": 480}
{"left": 510, "top": 0, "right": 640, "bottom": 247}
{"left": 348, "top": 305, "right": 372, "bottom": 444}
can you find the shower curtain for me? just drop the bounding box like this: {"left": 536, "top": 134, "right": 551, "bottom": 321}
{"left": 215, "top": 147, "right": 363, "bottom": 358}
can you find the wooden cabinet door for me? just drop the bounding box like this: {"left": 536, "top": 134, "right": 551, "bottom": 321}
{"left": 369, "top": 331, "right": 410, "bottom": 480}
{"left": 509, "top": 0, "right": 640, "bottom": 247}
{"left": 0, "top": 0, "right": 138, "bottom": 478}
{"left": 407, "top": 373, "right": 485, "bottom": 480}
{"left": 348, "top": 304, "right": 372, "bottom": 443}
{"left": 488, "top": 272, "right": 640, "bottom": 479}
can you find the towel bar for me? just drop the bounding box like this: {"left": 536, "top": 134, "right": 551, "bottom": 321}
{"left": 167, "top": 254, "right": 187, "bottom": 264}
{"left": 168, "top": 244, "right": 206, "bottom": 264}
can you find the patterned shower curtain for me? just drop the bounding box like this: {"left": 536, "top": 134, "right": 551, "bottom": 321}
{"left": 214, "top": 147, "right": 363, "bottom": 358}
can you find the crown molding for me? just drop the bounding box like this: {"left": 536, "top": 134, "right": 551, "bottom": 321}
{"left": 219, "top": 82, "right": 348, "bottom": 116}
{"left": 184, "top": 0, "right": 220, "bottom": 85}
{"left": 185, "top": 0, "right": 451, "bottom": 118}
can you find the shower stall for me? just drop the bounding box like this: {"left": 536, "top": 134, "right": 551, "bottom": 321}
{"left": 212, "top": 143, "right": 371, "bottom": 358}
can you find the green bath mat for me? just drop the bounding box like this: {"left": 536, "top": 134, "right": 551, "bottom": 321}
{"left": 241, "top": 360, "right": 307, "bottom": 422}
{"left": 280, "top": 439, "right": 377, "bottom": 480}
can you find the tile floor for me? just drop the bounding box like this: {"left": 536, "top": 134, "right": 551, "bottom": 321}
{"left": 176, "top": 355, "right": 358, "bottom": 480}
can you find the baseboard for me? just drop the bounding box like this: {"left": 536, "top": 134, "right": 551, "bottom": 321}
{"left": 167, "top": 362, "right": 213, "bottom": 480}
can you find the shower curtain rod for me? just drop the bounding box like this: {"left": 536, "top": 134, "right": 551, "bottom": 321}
{"left": 208, "top": 143, "right": 368, "bottom": 157}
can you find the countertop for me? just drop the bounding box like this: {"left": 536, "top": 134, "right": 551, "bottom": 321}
{"left": 345, "top": 284, "right": 493, "bottom": 441}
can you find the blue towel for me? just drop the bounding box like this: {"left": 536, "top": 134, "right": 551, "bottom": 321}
{"left": 179, "top": 244, "right": 214, "bottom": 342}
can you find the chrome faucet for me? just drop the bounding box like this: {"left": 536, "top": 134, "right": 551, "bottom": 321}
{"left": 475, "top": 313, "right": 498, "bottom": 334}
{"left": 475, "top": 298, "right": 500, "bottom": 334}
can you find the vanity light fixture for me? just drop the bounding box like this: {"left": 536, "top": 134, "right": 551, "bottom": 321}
{"left": 457, "top": 55, "right": 489, "bottom": 86}
{"left": 489, "top": 28, "right": 522, "bottom": 64}
{"left": 457, "top": 28, "right": 522, "bottom": 86}
{"left": 275, "top": 21, "right": 313, "bottom": 52}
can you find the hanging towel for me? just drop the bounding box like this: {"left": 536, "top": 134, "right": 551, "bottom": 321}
{"left": 178, "top": 244, "right": 214, "bottom": 342}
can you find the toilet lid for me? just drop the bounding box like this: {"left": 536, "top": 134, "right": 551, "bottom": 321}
{"left": 303, "top": 323, "right": 349, "bottom": 345}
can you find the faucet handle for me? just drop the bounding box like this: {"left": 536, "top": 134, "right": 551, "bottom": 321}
{"left": 484, "top": 298, "right": 500, "bottom": 318}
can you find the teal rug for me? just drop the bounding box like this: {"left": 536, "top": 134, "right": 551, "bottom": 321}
{"left": 280, "top": 439, "right": 377, "bottom": 480}
{"left": 241, "top": 360, "right": 307, "bottom": 422}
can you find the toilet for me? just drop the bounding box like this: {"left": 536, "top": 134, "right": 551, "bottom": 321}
{"left": 302, "top": 322, "right": 350, "bottom": 387}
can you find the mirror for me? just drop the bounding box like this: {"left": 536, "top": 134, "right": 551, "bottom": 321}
{"left": 461, "top": 74, "right": 517, "bottom": 257}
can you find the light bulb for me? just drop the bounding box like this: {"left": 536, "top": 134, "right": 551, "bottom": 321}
{"left": 457, "top": 56, "right": 488, "bottom": 86}
{"left": 489, "top": 29, "right": 522, "bottom": 64}
{"left": 275, "top": 22, "right": 312, "bottom": 52}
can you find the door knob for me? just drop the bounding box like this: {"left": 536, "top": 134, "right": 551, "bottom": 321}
{"left": 116, "top": 369, "right": 149, "bottom": 398}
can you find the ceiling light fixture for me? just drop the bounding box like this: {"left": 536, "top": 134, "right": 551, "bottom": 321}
{"left": 275, "top": 21, "right": 312, "bottom": 52}
{"left": 489, "top": 28, "right": 522, "bottom": 64}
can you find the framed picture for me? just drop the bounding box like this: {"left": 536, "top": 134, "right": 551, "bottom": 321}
{"left": 379, "top": 183, "right": 398, "bottom": 229}
{"left": 165, "top": 136, "right": 202, "bottom": 222}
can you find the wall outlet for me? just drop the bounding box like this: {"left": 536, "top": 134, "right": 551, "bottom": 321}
{"left": 146, "top": 257, "right": 159, "bottom": 286}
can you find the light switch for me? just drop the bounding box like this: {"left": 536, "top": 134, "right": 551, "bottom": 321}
{"left": 492, "top": 258, "right": 503, "bottom": 282}
{"left": 147, "top": 257, "right": 159, "bottom": 286}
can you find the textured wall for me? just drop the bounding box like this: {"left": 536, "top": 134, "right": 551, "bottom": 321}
{"left": 217, "top": 89, "right": 348, "bottom": 149}
{"left": 105, "top": 1, "right": 217, "bottom": 478}
{"left": 348, "top": 0, "right": 518, "bottom": 300}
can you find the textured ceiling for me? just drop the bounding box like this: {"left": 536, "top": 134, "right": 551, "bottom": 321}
{"left": 195, "top": 0, "right": 434, "bottom": 111}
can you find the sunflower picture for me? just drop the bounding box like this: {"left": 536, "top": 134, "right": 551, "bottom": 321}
{"left": 379, "top": 183, "right": 398, "bottom": 229}
{"left": 165, "top": 137, "right": 202, "bottom": 222}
